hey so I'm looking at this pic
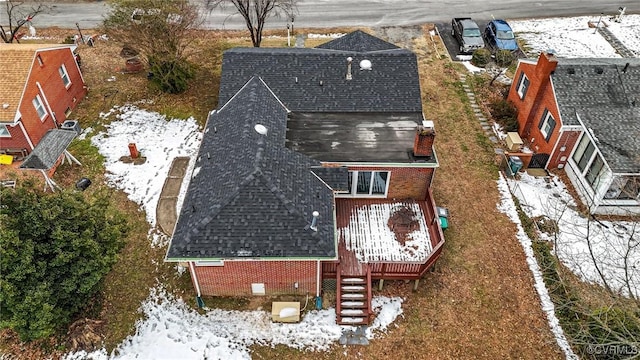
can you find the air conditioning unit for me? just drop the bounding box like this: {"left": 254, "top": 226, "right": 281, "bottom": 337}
{"left": 61, "top": 120, "right": 82, "bottom": 135}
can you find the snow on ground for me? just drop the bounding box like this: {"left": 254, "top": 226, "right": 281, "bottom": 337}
{"left": 69, "top": 106, "right": 404, "bottom": 359}
{"left": 506, "top": 173, "right": 640, "bottom": 299}
{"left": 67, "top": 288, "right": 403, "bottom": 360}
{"left": 511, "top": 14, "right": 640, "bottom": 58}
{"left": 497, "top": 174, "right": 578, "bottom": 360}
{"left": 91, "top": 106, "right": 202, "bottom": 227}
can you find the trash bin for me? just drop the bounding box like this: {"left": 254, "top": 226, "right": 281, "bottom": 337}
{"left": 436, "top": 206, "right": 449, "bottom": 230}
{"left": 508, "top": 156, "right": 523, "bottom": 175}
{"left": 76, "top": 177, "right": 92, "bottom": 191}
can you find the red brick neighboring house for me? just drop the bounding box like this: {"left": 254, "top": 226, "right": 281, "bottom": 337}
{"left": 0, "top": 44, "right": 86, "bottom": 157}
{"left": 508, "top": 52, "right": 640, "bottom": 215}
{"left": 166, "top": 31, "right": 445, "bottom": 325}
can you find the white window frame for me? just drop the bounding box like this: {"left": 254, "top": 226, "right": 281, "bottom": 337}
{"left": 59, "top": 64, "right": 71, "bottom": 88}
{"left": 516, "top": 72, "right": 530, "bottom": 99}
{"left": 0, "top": 125, "right": 10, "bottom": 138}
{"left": 539, "top": 111, "right": 555, "bottom": 141}
{"left": 32, "top": 95, "right": 47, "bottom": 121}
{"left": 337, "top": 170, "right": 390, "bottom": 198}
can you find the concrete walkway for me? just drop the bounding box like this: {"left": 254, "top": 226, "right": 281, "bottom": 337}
{"left": 597, "top": 26, "right": 638, "bottom": 58}
{"left": 157, "top": 157, "right": 190, "bottom": 235}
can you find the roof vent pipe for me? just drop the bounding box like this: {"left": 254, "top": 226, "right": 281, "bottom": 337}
{"left": 622, "top": 62, "right": 630, "bottom": 73}
{"left": 346, "top": 57, "right": 353, "bottom": 80}
{"left": 310, "top": 211, "right": 319, "bottom": 231}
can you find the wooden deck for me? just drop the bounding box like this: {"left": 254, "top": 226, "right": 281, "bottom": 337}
{"left": 324, "top": 188, "right": 445, "bottom": 280}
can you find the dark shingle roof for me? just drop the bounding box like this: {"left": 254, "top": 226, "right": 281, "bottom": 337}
{"left": 19, "top": 129, "right": 76, "bottom": 170}
{"left": 310, "top": 166, "right": 349, "bottom": 192}
{"left": 315, "top": 30, "right": 400, "bottom": 52}
{"left": 167, "top": 78, "right": 336, "bottom": 260}
{"left": 218, "top": 48, "right": 422, "bottom": 113}
{"left": 552, "top": 58, "right": 640, "bottom": 173}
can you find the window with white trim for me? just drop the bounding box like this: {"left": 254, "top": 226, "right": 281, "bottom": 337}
{"left": 0, "top": 125, "right": 10, "bottom": 138}
{"left": 538, "top": 109, "right": 556, "bottom": 142}
{"left": 516, "top": 72, "right": 530, "bottom": 99}
{"left": 605, "top": 176, "right": 640, "bottom": 200}
{"left": 572, "top": 133, "right": 595, "bottom": 173}
{"left": 340, "top": 170, "right": 390, "bottom": 197}
{"left": 32, "top": 95, "right": 46, "bottom": 120}
{"left": 59, "top": 64, "right": 71, "bottom": 88}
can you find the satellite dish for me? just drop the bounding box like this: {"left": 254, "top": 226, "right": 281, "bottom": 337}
{"left": 254, "top": 124, "right": 268, "bottom": 135}
{"left": 359, "top": 59, "right": 372, "bottom": 70}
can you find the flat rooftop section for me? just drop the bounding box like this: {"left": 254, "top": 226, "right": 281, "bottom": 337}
{"left": 287, "top": 112, "right": 432, "bottom": 163}
{"left": 338, "top": 199, "right": 433, "bottom": 263}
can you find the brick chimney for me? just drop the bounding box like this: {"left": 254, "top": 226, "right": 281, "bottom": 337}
{"left": 536, "top": 51, "right": 558, "bottom": 78}
{"left": 413, "top": 121, "right": 435, "bottom": 157}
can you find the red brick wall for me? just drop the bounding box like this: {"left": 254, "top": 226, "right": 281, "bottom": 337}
{"left": 508, "top": 53, "right": 561, "bottom": 164}
{"left": 548, "top": 130, "right": 581, "bottom": 169}
{"left": 17, "top": 47, "right": 86, "bottom": 150}
{"left": 0, "top": 123, "right": 30, "bottom": 150}
{"left": 346, "top": 165, "right": 434, "bottom": 200}
{"left": 194, "top": 260, "right": 318, "bottom": 296}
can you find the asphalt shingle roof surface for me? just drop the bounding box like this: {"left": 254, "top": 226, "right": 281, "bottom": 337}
{"left": 552, "top": 58, "right": 640, "bottom": 173}
{"left": 310, "top": 166, "right": 349, "bottom": 192}
{"left": 315, "top": 30, "right": 400, "bottom": 52}
{"left": 19, "top": 129, "right": 76, "bottom": 170}
{"left": 167, "top": 78, "right": 336, "bottom": 260}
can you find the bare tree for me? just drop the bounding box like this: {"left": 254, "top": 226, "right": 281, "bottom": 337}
{"left": 103, "top": 0, "right": 203, "bottom": 93}
{"left": 206, "top": 0, "right": 297, "bottom": 47}
{"left": 0, "top": 0, "right": 47, "bottom": 43}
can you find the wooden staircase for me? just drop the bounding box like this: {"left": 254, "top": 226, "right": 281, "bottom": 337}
{"left": 336, "top": 266, "right": 372, "bottom": 325}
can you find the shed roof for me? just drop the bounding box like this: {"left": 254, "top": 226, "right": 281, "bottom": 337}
{"left": 20, "top": 129, "right": 76, "bottom": 170}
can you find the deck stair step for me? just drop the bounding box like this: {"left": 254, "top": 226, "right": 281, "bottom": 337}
{"left": 336, "top": 267, "right": 372, "bottom": 325}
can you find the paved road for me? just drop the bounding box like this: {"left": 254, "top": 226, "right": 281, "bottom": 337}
{"left": 27, "top": 1, "right": 640, "bottom": 30}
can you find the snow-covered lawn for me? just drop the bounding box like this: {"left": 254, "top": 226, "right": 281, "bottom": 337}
{"left": 506, "top": 173, "right": 640, "bottom": 299}
{"left": 67, "top": 288, "right": 404, "bottom": 360}
{"left": 511, "top": 14, "right": 640, "bottom": 57}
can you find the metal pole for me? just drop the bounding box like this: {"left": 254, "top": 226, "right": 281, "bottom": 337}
{"left": 76, "top": 22, "right": 85, "bottom": 44}
{"left": 593, "top": 13, "right": 603, "bottom": 34}
{"left": 287, "top": 23, "right": 290, "bottom": 47}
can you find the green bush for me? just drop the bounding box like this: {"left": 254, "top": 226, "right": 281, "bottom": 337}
{"left": 495, "top": 49, "right": 516, "bottom": 67}
{"left": 471, "top": 48, "right": 492, "bottom": 68}
{"left": 0, "top": 183, "right": 128, "bottom": 341}
{"left": 489, "top": 98, "right": 518, "bottom": 132}
{"left": 148, "top": 56, "right": 195, "bottom": 94}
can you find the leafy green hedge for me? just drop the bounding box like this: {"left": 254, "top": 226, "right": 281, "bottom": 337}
{"left": 0, "top": 182, "right": 128, "bottom": 341}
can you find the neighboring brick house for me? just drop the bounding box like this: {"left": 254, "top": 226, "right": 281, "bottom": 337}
{"left": 166, "top": 31, "right": 445, "bottom": 325}
{"left": 0, "top": 44, "right": 86, "bottom": 158}
{"left": 508, "top": 52, "right": 640, "bottom": 215}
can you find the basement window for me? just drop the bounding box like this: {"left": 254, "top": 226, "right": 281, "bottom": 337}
{"left": 36, "top": 54, "right": 43, "bottom": 67}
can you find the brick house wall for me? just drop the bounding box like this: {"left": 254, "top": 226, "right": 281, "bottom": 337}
{"left": 0, "top": 47, "right": 86, "bottom": 152}
{"left": 548, "top": 130, "right": 581, "bottom": 169}
{"left": 344, "top": 165, "right": 434, "bottom": 200}
{"left": 194, "top": 260, "right": 318, "bottom": 296}
{"left": 508, "top": 52, "right": 562, "bottom": 167}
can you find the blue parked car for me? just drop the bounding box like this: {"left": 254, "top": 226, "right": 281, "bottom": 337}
{"left": 483, "top": 20, "right": 518, "bottom": 52}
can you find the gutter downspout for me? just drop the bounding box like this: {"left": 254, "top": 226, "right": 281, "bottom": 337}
{"left": 316, "top": 260, "right": 322, "bottom": 309}
{"left": 188, "top": 261, "right": 205, "bottom": 308}
{"left": 18, "top": 121, "right": 35, "bottom": 150}
{"left": 36, "top": 81, "right": 58, "bottom": 128}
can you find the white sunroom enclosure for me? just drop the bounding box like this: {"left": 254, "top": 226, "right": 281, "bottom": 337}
{"left": 565, "top": 131, "right": 640, "bottom": 216}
